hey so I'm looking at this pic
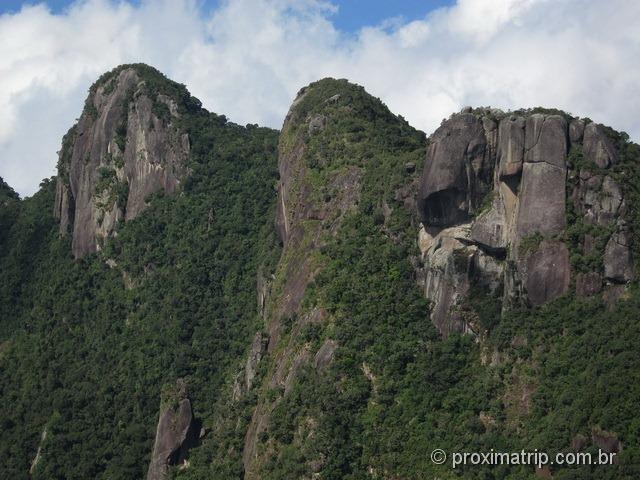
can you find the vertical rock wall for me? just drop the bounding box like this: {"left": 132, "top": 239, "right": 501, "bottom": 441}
{"left": 54, "top": 66, "right": 189, "bottom": 258}
{"left": 417, "top": 109, "right": 633, "bottom": 335}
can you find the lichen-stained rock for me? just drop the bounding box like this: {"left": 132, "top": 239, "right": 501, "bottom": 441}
{"left": 520, "top": 239, "right": 571, "bottom": 306}
{"left": 122, "top": 94, "right": 189, "bottom": 221}
{"left": 471, "top": 194, "right": 508, "bottom": 253}
{"left": 147, "top": 380, "right": 198, "bottom": 480}
{"left": 516, "top": 162, "right": 566, "bottom": 237}
{"left": 417, "top": 113, "right": 489, "bottom": 226}
{"left": 54, "top": 65, "right": 189, "bottom": 258}
{"left": 497, "top": 115, "right": 525, "bottom": 178}
{"left": 417, "top": 224, "right": 479, "bottom": 336}
{"left": 604, "top": 232, "right": 634, "bottom": 283}
{"left": 524, "top": 114, "right": 568, "bottom": 168}
{"left": 574, "top": 169, "right": 624, "bottom": 226}
{"left": 583, "top": 122, "right": 619, "bottom": 168}
{"left": 569, "top": 118, "right": 585, "bottom": 145}
{"left": 414, "top": 107, "right": 635, "bottom": 330}
{"left": 595, "top": 176, "right": 624, "bottom": 225}
{"left": 412, "top": 109, "right": 621, "bottom": 330}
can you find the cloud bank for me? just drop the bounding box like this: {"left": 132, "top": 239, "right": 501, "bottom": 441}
{"left": 1, "top": 0, "right": 639, "bottom": 196}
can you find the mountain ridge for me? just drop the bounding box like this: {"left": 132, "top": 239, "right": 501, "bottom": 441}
{"left": 1, "top": 64, "right": 639, "bottom": 479}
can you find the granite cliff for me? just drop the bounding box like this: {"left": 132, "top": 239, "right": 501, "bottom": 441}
{"left": 416, "top": 109, "right": 634, "bottom": 335}
{"left": 54, "top": 65, "right": 191, "bottom": 258}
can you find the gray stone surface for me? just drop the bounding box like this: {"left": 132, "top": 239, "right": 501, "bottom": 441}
{"left": 417, "top": 114, "right": 489, "bottom": 226}
{"left": 147, "top": 381, "right": 198, "bottom": 480}
{"left": 470, "top": 195, "right": 508, "bottom": 252}
{"left": 524, "top": 114, "right": 568, "bottom": 168}
{"left": 569, "top": 118, "right": 585, "bottom": 145}
{"left": 314, "top": 339, "right": 337, "bottom": 372}
{"left": 604, "top": 232, "right": 634, "bottom": 283}
{"left": 521, "top": 240, "right": 571, "bottom": 306}
{"left": 498, "top": 115, "right": 525, "bottom": 178}
{"left": 414, "top": 109, "right": 631, "bottom": 332}
{"left": 516, "top": 162, "right": 566, "bottom": 237}
{"left": 583, "top": 122, "right": 619, "bottom": 168}
{"left": 54, "top": 67, "right": 189, "bottom": 258}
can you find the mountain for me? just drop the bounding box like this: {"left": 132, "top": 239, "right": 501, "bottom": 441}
{"left": 1, "top": 64, "right": 639, "bottom": 480}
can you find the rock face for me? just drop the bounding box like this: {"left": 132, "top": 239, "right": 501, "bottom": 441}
{"left": 519, "top": 240, "right": 571, "bottom": 306}
{"left": 54, "top": 65, "right": 190, "bottom": 258}
{"left": 418, "top": 113, "right": 490, "bottom": 226}
{"left": 604, "top": 232, "right": 635, "bottom": 282}
{"left": 147, "top": 380, "right": 199, "bottom": 480}
{"left": 417, "top": 109, "right": 633, "bottom": 334}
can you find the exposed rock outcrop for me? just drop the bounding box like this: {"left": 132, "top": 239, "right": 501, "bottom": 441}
{"left": 245, "top": 332, "right": 268, "bottom": 392}
{"left": 417, "top": 110, "right": 632, "bottom": 334}
{"left": 604, "top": 231, "right": 634, "bottom": 283}
{"left": 518, "top": 239, "right": 571, "bottom": 306}
{"left": 417, "top": 113, "right": 490, "bottom": 226}
{"left": 583, "top": 122, "right": 619, "bottom": 168}
{"left": 54, "top": 65, "right": 190, "bottom": 258}
{"left": 29, "top": 428, "right": 47, "bottom": 475}
{"left": 147, "top": 380, "right": 199, "bottom": 480}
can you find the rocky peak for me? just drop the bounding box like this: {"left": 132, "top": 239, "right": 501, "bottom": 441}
{"left": 244, "top": 78, "right": 420, "bottom": 478}
{"left": 417, "top": 108, "right": 634, "bottom": 335}
{"left": 54, "top": 64, "right": 194, "bottom": 258}
{"left": 146, "top": 379, "right": 199, "bottom": 480}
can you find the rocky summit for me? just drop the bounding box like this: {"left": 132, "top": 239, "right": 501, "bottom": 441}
{"left": 1, "top": 65, "right": 639, "bottom": 480}
{"left": 416, "top": 109, "right": 633, "bottom": 335}
{"left": 54, "top": 65, "right": 192, "bottom": 258}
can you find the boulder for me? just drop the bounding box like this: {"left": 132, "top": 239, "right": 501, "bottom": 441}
{"left": 416, "top": 225, "right": 477, "bottom": 335}
{"left": 578, "top": 174, "right": 623, "bottom": 226}
{"left": 471, "top": 194, "right": 508, "bottom": 253}
{"left": 596, "top": 176, "right": 623, "bottom": 225}
{"left": 307, "top": 114, "right": 327, "bottom": 134}
{"left": 569, "top": 118, "right": 585, "bottom": 144}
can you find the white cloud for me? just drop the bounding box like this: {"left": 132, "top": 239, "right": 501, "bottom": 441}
{"left": 0, "top": 0, "right": 639, "bottom": 196}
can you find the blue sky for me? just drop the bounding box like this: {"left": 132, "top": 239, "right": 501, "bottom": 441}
{"left": 0, "top": 0, "right": 454, "bottom": 32}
